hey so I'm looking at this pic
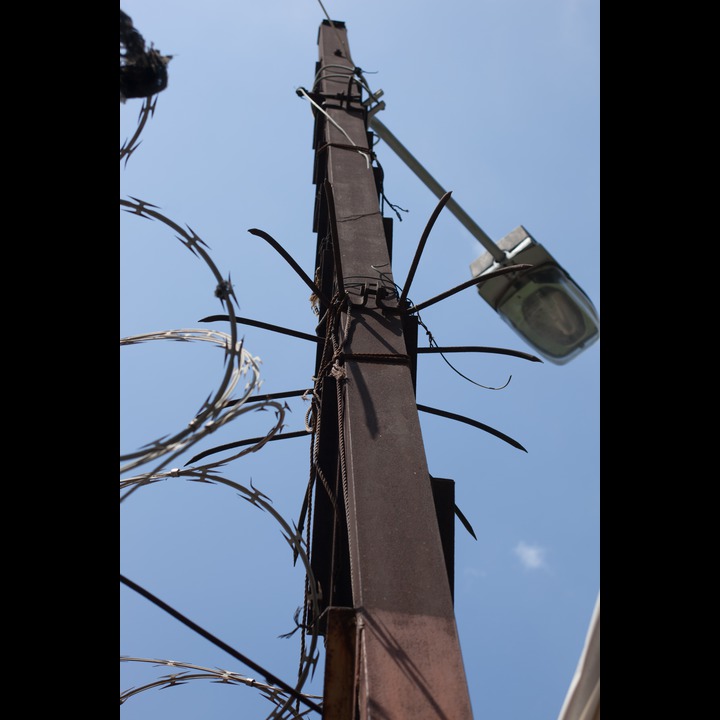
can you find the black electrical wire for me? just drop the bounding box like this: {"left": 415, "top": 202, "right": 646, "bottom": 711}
{"left": 120, "top": 574, "right": 323, "bottom": 714}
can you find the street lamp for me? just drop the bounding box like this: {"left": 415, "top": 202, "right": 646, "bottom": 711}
{"left": 368, "top": 114, "right": 599, "bottom": 365}
{"left": 469, "top": 226, "right": 599, "bottom": 364}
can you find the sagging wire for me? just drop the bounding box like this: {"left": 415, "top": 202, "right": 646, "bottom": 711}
{"left": 393, "top": 191, "right": 513, "bottom": 389}
{"left": 312, "top": 65, "right": 357, "bottom": 91}
{"left": 362, "top": 264, "right": 513, "bottom": 391}
{"left": 415, "top": 313, "right": 512, "bottom": 391}
{"left": 311, "top": 63, "right": 377, "bottom": 100}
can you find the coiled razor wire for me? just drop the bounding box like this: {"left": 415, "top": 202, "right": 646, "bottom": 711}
{"left": 120, "top": 659, "right": 322, "bottom": 719}
{"left": 120, "top": 471, "right": 323, "bottom": 719}
{"left": 120, "top": 96, "right": 157, "bottom": 166}
{"left": 121, "top": 97, "right": 322, "bottom": 718}
{"left": 119, "top": 328, "right": 267, "bottom": 480}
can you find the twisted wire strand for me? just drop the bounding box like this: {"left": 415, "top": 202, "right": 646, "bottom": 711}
{"left": 296, "top": 443, "right": 315, "bottom": 715}
{"left": 306, "top": 291, "right": 351, "bottom": 509}
{"left": 307, "top": 290, "right": 356, "bottom": 605}
{"left": 311, "top": 64, "right": 377, "bottom": 106}
{"left": 330, "top": 304, "right": 353, "bottom": 586}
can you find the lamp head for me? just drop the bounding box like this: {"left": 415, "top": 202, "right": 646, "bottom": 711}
{"left": 470, "top": 226, "right": 599, "bottom": 364}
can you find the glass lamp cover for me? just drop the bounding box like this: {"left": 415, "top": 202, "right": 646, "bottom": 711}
{"left": 496, "top": 265, "right": 599, "bottom": 364}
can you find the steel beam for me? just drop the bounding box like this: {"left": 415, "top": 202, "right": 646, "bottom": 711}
{"left": 312, "top": 20, "right": 474, "bottom": 719}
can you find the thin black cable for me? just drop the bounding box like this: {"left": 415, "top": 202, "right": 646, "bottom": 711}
{"left": 380, "top": 188, "right": 408, "bottom": 222}
{"left": 416, "top": 315, "right": 512, "bottom": 391}
{"left": 120, "top": 574, "right": 323, "bottom": 715}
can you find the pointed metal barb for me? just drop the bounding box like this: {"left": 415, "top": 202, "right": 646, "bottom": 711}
{"left": 400, "top": 190, "right": 453, "bottom": 305}
{"left": 454, "top": 504, "right": 478, "bottom": 541}
{"left": 184, "top": 429, "right": 311, "bottom": 466}
{"left": 214, "top": 273, "right": 239, "bottom": 306}
{"left": 417, "top": 403, "right": 527, "bottom": 452}
{"left": 281, "top": 525, "right": 306, "bottom": 550}
{"left": 417, "top": 345, "right": 543, "bottom": 362}
{"left": 199, "top": 314, "right": 322, "bottom": 344}
{"left": 247, "top": 227, "right": 329, "bottom": 306}
{"left": 226, "top": 388, "right": 311, "bottom": 409}
{"left": 123, "top": 196, "right": 160, "bottom": 217}
{"left": 184, "top": 225, "right": 210, "bottom": 249}
{"left": 408, "top": 263, "right": 533, "bottom": 314}
{"left": 160, "top": 670, "right": 190, "bottom": 682}
{"left": 187, "top": 474, "right": 215, "bottom": 485}
{"left": 126, "top": 195, "right": 160, "bottom": 210}
{"left": 246, "top": 478, "right": 273, "bottom": 506}
{"left": 176, "top": 230, "right": 204, "bottom": 257}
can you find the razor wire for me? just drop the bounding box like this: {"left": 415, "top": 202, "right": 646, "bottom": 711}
{"left": 120, "top": 659, "right": 322, "bottom": 719}
{"left": 120, "top": 471, "right": 323, "bottom": 719}
{"left": 120, "top": 92, "right": 323, "bottom": 718}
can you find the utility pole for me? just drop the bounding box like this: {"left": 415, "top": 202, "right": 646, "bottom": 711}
{"left": 308, "top": 20, "right": 474, "bottom": 719}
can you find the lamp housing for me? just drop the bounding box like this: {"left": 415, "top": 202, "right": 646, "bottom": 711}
{"left": 470, "top": 226, "right": 599, "bottom": 364}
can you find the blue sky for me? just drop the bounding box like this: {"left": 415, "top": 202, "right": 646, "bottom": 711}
{"left": 120, "top": 1, "right": 599, "bottom": 718}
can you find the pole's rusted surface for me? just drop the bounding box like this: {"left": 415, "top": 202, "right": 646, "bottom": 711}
{"left": 310, "top": 20, "right": 474, "bottom": 719}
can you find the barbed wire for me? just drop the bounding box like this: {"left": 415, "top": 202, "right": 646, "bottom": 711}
{"left": 120, "top": 95, "right": 157, "bottom": 165}
{"left": 119, "top": 329, "right": 266, "bottom": 480}
{"left": 119, "top": 190, "right": 260, "bottom": 489}
{"left": 120, "top": 469, "right": 323, "bottom": 718}
{"left": 120, "top": 658, "right": 321, "bottom": 719}
{"left": 121, "top": 87, "right": 322, "bottom": 717}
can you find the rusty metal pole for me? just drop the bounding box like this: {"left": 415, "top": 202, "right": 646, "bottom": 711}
{"left": 310, "top": 20, "right": 474, "bottom": 719}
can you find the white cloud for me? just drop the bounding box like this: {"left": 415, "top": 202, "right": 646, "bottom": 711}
{"left": 515, "top": 541, "right": 546, "bottom": 569}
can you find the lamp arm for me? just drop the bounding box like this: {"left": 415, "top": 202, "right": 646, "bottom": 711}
{"left": 369, "top": 116, "right": 505, "bottom": 263}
